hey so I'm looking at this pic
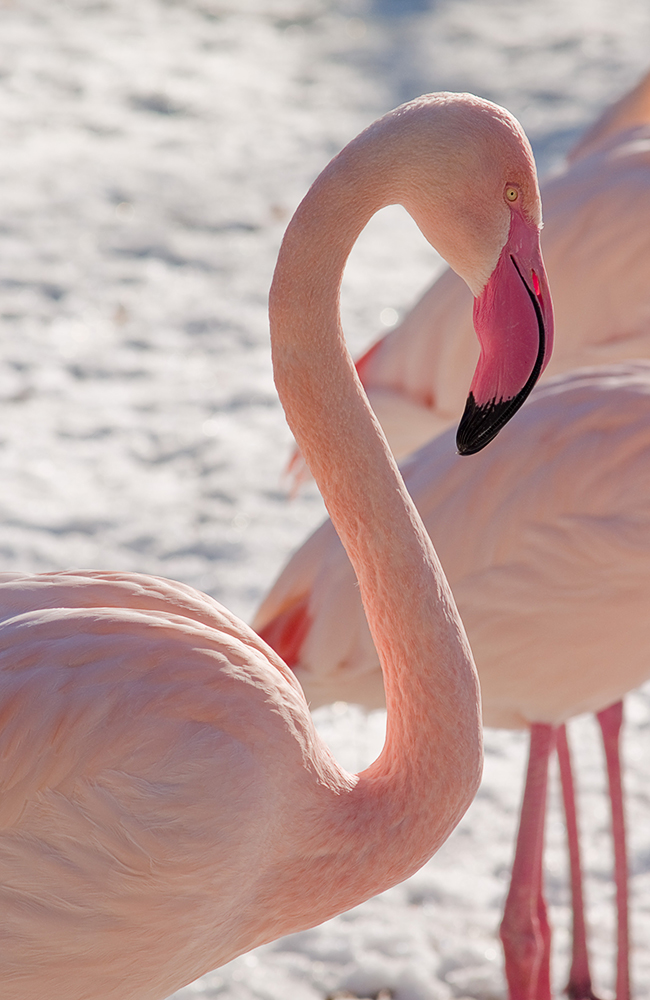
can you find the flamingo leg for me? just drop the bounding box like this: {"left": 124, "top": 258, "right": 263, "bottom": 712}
{"left": 596, "top": 701, "right": 630, "bottom": 1000}
{"left": 535, "top": 877, "right": 553, "bottom": 1000}
{"left": 557, "top": 725, "right": 602, "bottom": 1000}
{"left": 500, "top": 722, "right": 557, "bottom": 1000}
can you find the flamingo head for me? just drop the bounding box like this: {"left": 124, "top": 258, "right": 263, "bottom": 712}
{"left": 455, "top": 204, "right": 553, "bottom": 455}
{"left": 392, "top": 93, "right": 554, "bottom": 454}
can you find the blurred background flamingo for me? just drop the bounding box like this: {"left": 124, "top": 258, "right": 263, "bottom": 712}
{"left": 257, "top": 362, "right": 650, "bottom": 999}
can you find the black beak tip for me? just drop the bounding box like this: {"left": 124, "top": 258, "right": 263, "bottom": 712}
{"left": 456, "top": 393, "right": 520, "bottom": 456}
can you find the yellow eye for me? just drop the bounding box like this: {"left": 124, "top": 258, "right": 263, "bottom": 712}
{"left": 505, "top": 185, "right": 519, "bottom": 203}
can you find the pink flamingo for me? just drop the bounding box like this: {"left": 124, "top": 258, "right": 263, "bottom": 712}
{"left": 0, "top": 92, "right": 554, "bottom": 1000}
{"left": 255, "top": 362, "right": 650, "bottom": 999}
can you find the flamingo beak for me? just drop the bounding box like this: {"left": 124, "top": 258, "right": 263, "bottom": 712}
{"left": 456, "top": 211, "right": 554, "bottom": 455}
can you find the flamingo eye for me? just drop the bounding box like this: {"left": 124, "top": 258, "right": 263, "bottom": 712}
{"left": 505, "top": 185, "right": 519, "bottom": 203}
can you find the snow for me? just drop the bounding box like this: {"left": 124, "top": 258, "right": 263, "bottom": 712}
{"left": 0, "top": 1, "right": 649, "bottom": 997}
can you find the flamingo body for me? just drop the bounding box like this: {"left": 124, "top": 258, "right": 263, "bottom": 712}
{"left": 0, "top": 572, "right": 350, "bottom": 998}
{"left": 257, "top": 362, "right": 650, "bottom": 728}
{"left": 256, "top": 362, "right": 650, "bottom": 997}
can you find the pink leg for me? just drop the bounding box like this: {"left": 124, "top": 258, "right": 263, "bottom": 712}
{"left": 500, "top": 723, "right": 557, "bottom": 1000}
{"left": 597, "top": 701, "right": 630, "bottom": 1000}
{"left": 535, "top": 885, "right": 553, "bottom": 1000}
{"left": 557, "top": 725, "right": 601, "bottom": 999}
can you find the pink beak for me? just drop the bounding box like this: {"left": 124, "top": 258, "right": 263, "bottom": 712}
{"left": 456, "top": 210, "right": 554, "bottom": 455}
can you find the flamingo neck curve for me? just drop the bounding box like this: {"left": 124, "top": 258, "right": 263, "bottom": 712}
{"left": 268, "top": 101, "right": 483, "bottom": 902}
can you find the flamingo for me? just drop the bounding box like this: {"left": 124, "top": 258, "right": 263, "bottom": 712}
{"left": 255, "top": 362, "right": 650, "bottom": 999}
{"left": 0, "top": 92, "right": 555, "bottom": 1000}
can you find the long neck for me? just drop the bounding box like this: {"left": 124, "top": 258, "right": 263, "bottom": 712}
{"left": 269, "top": 137, "right": 482, "bottom": 899}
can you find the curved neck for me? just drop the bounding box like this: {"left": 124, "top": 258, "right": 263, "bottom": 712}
{"left": 269, "top": 134, "right": 482, "bottom": 894}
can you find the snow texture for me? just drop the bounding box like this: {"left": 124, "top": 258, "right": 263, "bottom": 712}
{"left": 0, "top": 1, "right": 649, "bottom": 998}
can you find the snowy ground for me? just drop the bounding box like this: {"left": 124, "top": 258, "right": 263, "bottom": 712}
{"left": 1, "top": 1, "right": 650, "bottom": 998}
